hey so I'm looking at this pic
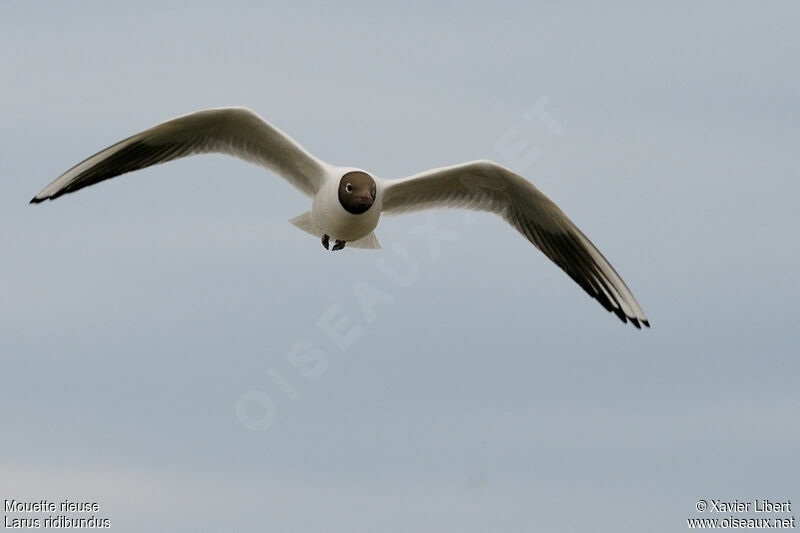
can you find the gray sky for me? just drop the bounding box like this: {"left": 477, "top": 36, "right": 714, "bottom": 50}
{"left": 2, "top": 2, "right": 798, "bottom": 531}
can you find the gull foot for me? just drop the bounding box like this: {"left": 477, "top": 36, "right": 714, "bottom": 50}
{"left": 321, "top": 234, "right": 330, "bottom": 250}
{"left": 332, "top": 240, "right": 346, "bottom": 251}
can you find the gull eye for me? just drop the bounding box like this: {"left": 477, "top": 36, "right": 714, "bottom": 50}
{"left": 345, "top": 183, "right": 353, "bottom": 193}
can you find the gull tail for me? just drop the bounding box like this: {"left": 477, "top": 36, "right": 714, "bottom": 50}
{"left": 289, "top": 211, "right": 381, "bottom": 249}
{"left": 288, "top": 211, "right": 320, "bottom": 237}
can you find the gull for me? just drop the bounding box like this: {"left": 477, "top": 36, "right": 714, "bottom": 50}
{"left": 31, "top": 107, "right": 649, "bottom": 328}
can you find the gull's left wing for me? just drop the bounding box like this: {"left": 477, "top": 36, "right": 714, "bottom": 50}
{"left": 380, "top": 160, "right": 649, "bottom": 328}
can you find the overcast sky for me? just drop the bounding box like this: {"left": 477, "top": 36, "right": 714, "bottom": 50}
{"left": 1, "top": 2, "right": 798, "bottom": 532}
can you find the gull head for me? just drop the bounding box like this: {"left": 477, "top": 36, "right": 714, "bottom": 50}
{"left": 338, "top": 171, "right": 376, "bottom": 214}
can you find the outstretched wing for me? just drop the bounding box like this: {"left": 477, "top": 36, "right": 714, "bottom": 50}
{"left": 380, "top": 160, "right": 649, "bottom": 328}
{"left": 31, "top": 107, "right": 328, "bottom": 203}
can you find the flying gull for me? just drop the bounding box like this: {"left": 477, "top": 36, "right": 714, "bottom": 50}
{"left": 31, "top": 107, "right": 649, "bottom": 328}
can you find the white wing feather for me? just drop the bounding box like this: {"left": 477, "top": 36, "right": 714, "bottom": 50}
{"left": 32, "top": 107, "right": 328, "bottom": 202}
{"left": 380, "top": 160, "right": 649, "bottom": 328}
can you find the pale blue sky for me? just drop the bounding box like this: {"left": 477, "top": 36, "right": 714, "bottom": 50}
{"left": 1, "top": 2, "right": 798, "bottom": 531}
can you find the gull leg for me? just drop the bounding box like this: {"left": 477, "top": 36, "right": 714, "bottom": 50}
{"left": 321, "top": 234, "right": 330, "bottom": 250}
{"left": 332, "top": 240, "right": 346, "bottom": 251}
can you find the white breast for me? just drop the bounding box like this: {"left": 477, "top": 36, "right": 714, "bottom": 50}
{"left": 310, "top": 170, "right": 382, "bottom": 242}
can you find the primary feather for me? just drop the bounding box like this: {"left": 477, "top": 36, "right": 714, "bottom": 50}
{"left": 381, "top": 160, "right": 649, "bottom": 328}
{"left": 31, "top": 107, "right": 328, "bottom": 203}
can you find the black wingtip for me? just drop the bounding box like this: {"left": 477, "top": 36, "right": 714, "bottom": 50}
{"left": 642, "top": 319, "right": 650, "bottom": 328}
{"left": 30, "top": 196, "right": 44, "bottom": 204}
{"left": 631, "top": 317, "right": 641, "bottom": 329}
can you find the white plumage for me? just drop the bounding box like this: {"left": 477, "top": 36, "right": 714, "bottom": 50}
{"left": 32, "top": 107, "right": 649, "bottom": 328}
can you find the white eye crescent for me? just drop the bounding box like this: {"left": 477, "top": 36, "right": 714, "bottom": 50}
{"left": 345, "top": 183, "right": 353, "bottom": 193}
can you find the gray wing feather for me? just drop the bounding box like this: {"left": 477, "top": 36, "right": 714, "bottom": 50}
{"left": 380, "top": 160, "right": 649, "bottom": 328}
{"left": 32, "top": 107, "right": 327, "bottom": 202}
